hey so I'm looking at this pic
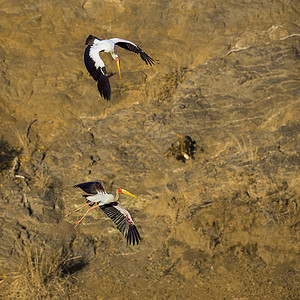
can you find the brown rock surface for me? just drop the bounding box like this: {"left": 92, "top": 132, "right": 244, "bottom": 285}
{"left": 0, "top": 0, "right": 299, "bottom": 298}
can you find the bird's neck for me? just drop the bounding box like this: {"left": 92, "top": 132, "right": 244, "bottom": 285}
{"left": 115, "top": 189, "right": 120, "bottom": 201}
{"left": 111, "top": 52, "right": 119, "bottom": 61}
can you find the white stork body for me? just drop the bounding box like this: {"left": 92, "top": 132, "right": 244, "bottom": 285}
{"left": 85, "top": 192, "right": 115, "bottom": 205}
{"left": 88, "top": 39, "right": 116, "bottom": 69}
{"left": 84, "top": 35, "right": 156, "bottom": 100}
{"left": 66, "top": 181, "right": 141, "bottom": 245}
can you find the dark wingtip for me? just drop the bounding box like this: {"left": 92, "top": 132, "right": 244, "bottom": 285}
{"left": 97, "top": 77, "right": 111, "bottom": 100}
{"left": 140, "top": 51, "right": 157, "bottom": 66}
{"left": 102, "top": 95, "right": 111, "bottom": 101}
{"left": 85, "top": 35, "right": 97, "bottom": 45}
{"left": 101, "top": 88, "right": 111, "bottom": 100}
{"left": 127, "top": 226, "right": 141, "bottom": 246}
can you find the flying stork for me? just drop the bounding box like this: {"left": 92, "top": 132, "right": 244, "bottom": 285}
{"left": 84, "top": 34, "right": 156, "bottom": 100}
{"left": 66, "top": 181, "right": 141, "bottom": 246}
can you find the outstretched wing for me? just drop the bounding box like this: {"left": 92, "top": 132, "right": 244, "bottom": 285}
{"left": 74, "top": 181, "right": 106, "bottom": 195}
{"left": 97, "top": 72, "right": 111, "bottom": 100}
{"left": 84, "top": 45, "right": 111, "bottom": 100}
{"left": 84, "top": 46, "right": 103, "bottom": 81}
{"left": 110, "top": 38, "right": 156, "bottom": 66}
{"left": 100, "top": 202, "right": 141, "bottom": 246}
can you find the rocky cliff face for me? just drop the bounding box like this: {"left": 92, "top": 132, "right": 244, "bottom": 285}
{"left": 0, "top": 0, "right": 299, "bottom": 298}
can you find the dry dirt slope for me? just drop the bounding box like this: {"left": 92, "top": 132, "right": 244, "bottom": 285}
{"left": 0, "top": 0, "right": 300, "bottom": 299}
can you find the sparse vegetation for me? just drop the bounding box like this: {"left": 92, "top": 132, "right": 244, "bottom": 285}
{"left": 0, "top": 242, "right": 83, "bottom": 299}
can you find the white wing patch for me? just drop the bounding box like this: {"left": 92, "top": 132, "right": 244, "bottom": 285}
{"left": 87, "top": 193, "right": 115, "bottom": 205}
{"left": 89, "top": 40, "right": 116, "bottom": 69}
{"left": 89, "top": 46, "right": 105, "bottom": 69}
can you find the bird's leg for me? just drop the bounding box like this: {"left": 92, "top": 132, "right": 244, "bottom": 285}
{"left": 65, "top": 201, "right": 96, "bottom": 217}
{"left": 74, "top": 204, "right": 99, "bottom": 229}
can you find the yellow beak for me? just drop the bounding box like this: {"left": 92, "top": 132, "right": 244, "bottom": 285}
{"left": 121, "top": 189, "right": 137, "bottom": 198}
{"left": 116, "top": 60, "right": 121, "bottom": 79}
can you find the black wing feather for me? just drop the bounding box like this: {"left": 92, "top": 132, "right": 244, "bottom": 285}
{"left": 85, "top": 35, "right": 97, "bottom": 46}
{"left": 84, "top": 46, "right": 111, "bottom": 100}
{"left": 100, "top": 202, "right": 141, "bottom": 246}
{"left": 74, "top": 181, "right": 106, "bottom": 194}
{"left": 97, "top": 73, "right": 111, "bottom": 100}
{"left": 115, "top": 42, "right": 141, "bottom": 54}
{"left": 115, "top": 42, "right": 156, "bottom": 66}
{"left": 84, "top": 46, "right": 101, "bottom": 81}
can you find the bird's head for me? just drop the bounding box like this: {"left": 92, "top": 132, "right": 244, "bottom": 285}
{"left": 117, "top": 188, "right": 137, "bottom": 199}
{"left": 112, "top": 54, "right": 121, "bottom": 79}
{"left": 116, "top": 56, "right": 121, "bottom": 79}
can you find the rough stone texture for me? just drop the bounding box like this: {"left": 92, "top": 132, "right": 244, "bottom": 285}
{"left": 0, "top": 0, "right": 299, "bottom": 298}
